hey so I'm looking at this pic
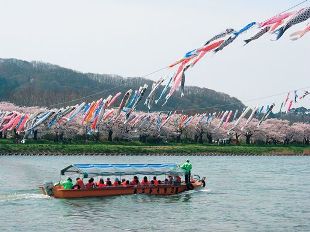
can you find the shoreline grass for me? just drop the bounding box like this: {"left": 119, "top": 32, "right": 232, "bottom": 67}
{"left": 0, "top": 140, "right": 309, "bottom": 155}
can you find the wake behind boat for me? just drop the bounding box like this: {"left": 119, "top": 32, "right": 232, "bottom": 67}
{"left": 40, "top": 163, "right": 206, "bottom": 198}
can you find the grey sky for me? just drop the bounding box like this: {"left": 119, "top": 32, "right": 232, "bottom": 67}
{"left": 0, "top": 0, "right": 309, "bottom": 109}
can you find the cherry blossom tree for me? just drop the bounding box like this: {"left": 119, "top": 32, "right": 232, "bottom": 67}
{"left": 1, "top": 102, "right": 310, "bottom": 145}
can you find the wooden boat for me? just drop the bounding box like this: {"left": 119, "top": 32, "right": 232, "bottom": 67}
{"left": 40, "top": 163, "right": 206, "bottom": 198}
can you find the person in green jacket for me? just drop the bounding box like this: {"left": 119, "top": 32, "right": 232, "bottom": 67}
{"left": 61, "top": 177, "right": 73, "bottom": 190}
{"left": 180, "top": 160, "right": 192, "bottom": 188}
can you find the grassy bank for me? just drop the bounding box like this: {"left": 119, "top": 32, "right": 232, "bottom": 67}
{"left": 0, "top": 140, "right": 309, "bottom": 155}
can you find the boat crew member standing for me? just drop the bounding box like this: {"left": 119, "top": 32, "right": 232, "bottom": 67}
{"left": 180, "top": 160, "right": 192, "bottom": 188}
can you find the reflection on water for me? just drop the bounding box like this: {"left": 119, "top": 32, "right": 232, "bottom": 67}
{"left": 1, "top": 156, "right": 310, "bottom": 231}
{"left": 59, "top": 192, "right": 195, "bottom": 219}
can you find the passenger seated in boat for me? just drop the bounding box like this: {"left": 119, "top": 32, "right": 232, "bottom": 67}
{"left": 85, "top": 178, "right": 95, "bottom": 190}
{"left": 113, "top": 178, "right": 120, "bottom": 186}
{"left": 73, "top": 177, "right": 85, "bottom": 190}
{"left": 61, "top": 177, "right": 73, "bottom": 190}
{"left": 121, "top": 179, "right": 127, "bottom": 186}
{"left": 141, "top": 176, "right": 149, "bottom": 185}
{"left": 158, "top": 180, "right": 162, "bottom": 185}
{"left": 96, "top": 177, "right": 102, "bottom": 187}
{"left": 106, "top": 178, "right": 112, "bottom": 186}
{"left": 130, "top": 176, "right": 140, "bottom": 185}
{"left": 168, "top": 176, "right": 173, "bottom": 184}
{"left": 121, "top": 180, "right": 130, "bottom": 187}
{"left": 164, "top": 178, "right": 169, "bottom": 184}
{"left": 97, "top": 178, "right": 106, "bottom": 189}
{"left": 153, "top": 176, "right": 159, "bottom": 186}
{"left": 173, "top": 176, "right": 181, "bottom": 186}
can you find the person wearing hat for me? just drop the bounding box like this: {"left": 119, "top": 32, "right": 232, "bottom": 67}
{"left": 180, "top": 160, "right": 192, "bottom": 188}
{"left": 113, "top": 178, "right": 120, "bottom": 186}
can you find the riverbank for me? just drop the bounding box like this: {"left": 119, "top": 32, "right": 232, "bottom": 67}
{"left": 0, "top": 140, "right": 309, "bottom": 155}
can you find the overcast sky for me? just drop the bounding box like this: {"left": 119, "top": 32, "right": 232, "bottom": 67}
{"left": 0, "top": 0, "right": 309, "bottom": 109}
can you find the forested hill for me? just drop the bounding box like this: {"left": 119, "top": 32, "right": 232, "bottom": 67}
{"left": 0, "top": 58, "right": 244, "bottom": 112}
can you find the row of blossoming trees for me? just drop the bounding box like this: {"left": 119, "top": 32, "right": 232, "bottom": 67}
{"left": 0, "top": 102, "right": 309, "bottom": 145}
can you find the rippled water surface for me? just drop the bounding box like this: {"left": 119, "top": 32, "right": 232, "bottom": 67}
{"left": 0, "top": 156, "right": 310, "bottom": 231}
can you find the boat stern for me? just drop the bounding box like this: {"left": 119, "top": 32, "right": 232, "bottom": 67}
{"left": 39, "top": 182, "right": 54, "bottom": 196}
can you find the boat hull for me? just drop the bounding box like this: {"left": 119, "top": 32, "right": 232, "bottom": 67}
{"left": 43, "top": 181, "right": 204, "bottom": 199}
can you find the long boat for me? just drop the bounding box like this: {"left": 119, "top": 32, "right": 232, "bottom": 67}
{"left": 40, "top": 163, "right": 206, "bottom": 198}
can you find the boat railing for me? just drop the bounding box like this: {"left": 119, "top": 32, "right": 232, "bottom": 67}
{"left": 56, "top": 182, "right": 188, "bottom": 191}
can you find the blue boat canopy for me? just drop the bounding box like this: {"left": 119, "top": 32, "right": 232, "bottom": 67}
{"left": 61, "top": 163, "right": 185, "bottom": 177}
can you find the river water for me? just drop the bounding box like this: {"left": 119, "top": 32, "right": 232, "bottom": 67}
{"left": 0, "top": 156, "right": 309, "bottom": 231}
